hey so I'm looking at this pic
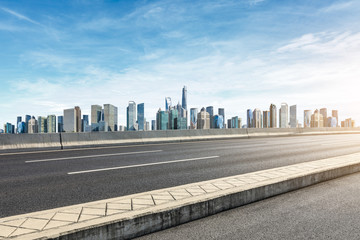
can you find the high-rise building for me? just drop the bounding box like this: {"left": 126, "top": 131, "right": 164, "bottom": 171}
{"left": 169, "top": 108, "right": 178, "bottom": 129}
{"left": 104, "top": 104, "right": 118, "bottom": 131}
{"left": 16, "top": 116, "right": 22, "bottom": 133}
{"left": 165, "top": 97, "right": 172, "bottom": 111}
{"left": 279, "top": 103, "right": 288, "bottom": 128}
{"left": 127, "top": 101, "right": 137, "bottom": 131}
{"left": 17, "top": 121, "right": 26, "bottom": 134}
{"left": 218, "top": 108, "right": 225, "bottom": 128}
{"left": 327, "top": 117, "right": 337, "bottom": 127}
{"left": 25, "top": 115, "right": 31, "bottom": 133}
{"left": 151, "top": 120, "right": 156, "bottom": 131}
{"left": 304, "top": 110, "right": 312, "bottom": 128}
{"left": 63, "top": 107, "right": 81, "bottom": 132}
{"left": 311, "top": 109, "right": 324, "bottom": 128}
{"left": 197, "top": 108, "right": 210, "bottom": 129}
{"left": 47, "top": 115, "right": 56, "bottom": 133}
{"left": 263, "top": 111, "right": 270, "bottom": 128}
{"left": 38, "top": 116, "right": 47, "bottom": 133}
{"left": 270, "top": 104, "right": 277, "bottom": 128}
{"left": 214, "top": 115, "right": 224, "bottom": 129}
{"left": 231, "top": 116, "right": 239, "bottom": 128}
{"left": 247, "top": 109, "right": 253, "bottom": 128}
{"left": 290, "top": 105, "right": 297, "bottom": 128}
{"left": 332, "top": 110, "right": 339, "bottom": 127}
{"left": 182, "top": 86, "right": 187, "bottom": 111}
{"left": 253, "top": 109, "right": 262, "bottom": 128}
{"left": 206, "top": 106, "right": 214, "bottom": 129}
{"left": 227, "top": 119, "right": 232, "bottom": 129}
{"left": 145, "top": 121, "right": 150, "bottom": 131}
{"left": 137, "top": 103, "right": 144, "bottom": 131}
{"left": 28, "top": 117, "right": 38, "bottom": 133}
{"left": 5, "top": 123, "right": 14, "bottom": 134}
{"left": 190, "top": 108, "right": 198, "bottom": 129}
{"left": 58, "top": 116, "right": 64, "bottom": 132}
{"left": 156, "top": 109, "right": 169, "bottom": 130}
{"left": 320, "top": 108, "right": 327, "bottom": 127}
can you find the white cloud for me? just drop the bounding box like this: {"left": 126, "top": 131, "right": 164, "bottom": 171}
{"left": 1, "top": 7, "right": 40, "bottom": 26}
{"left": 321, "top": 1, "right": 354, "bottom": 13}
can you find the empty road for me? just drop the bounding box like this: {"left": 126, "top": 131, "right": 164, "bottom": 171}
{"left": 1, "top": 134, "right": 360, "bottom": 217}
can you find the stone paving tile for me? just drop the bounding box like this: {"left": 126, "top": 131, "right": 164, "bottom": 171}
{"left": 153, "top": 199, "right": 173, "bottom": 205}
{"left": 212, "top": 181, "right": 234, "bottom": 190}
{"left": 20, "top": 218, "right": 48, "bottom": 230}
{"left": 151, "top": 192, "right": 174, "bottom": 201}
{"left": 60, "top": 207, "right": 83, "bottom": 215}
{"left": 9, "top": 228, "right": 37, "bottom": 237}
{"left": 78, "top": 214, "right": 100, "bottom": 222}
{"left": 106, "top": 209, "right": 127, "bottom": 216}
{"left": 0, "top": 225, "right": 16, "bottom": 237}
{"left": 224, "top": 179, "right": 247, "bottom": 187}
{"left": 86, "top": 203, "right": 107, "bottom": 210}
{"left": 132, "top": 198, "right": 154, "bottom": 206}
{"left": 112, "top": 198, "right": 131, "bottom": 204}
{"left": 235, "top": 178, "right": 259, "bottom": 184}
{"left": 81, "top": 207, "right": 105, "bottom": 216}
{"left": 185, "top": 186, "right": 207, "bottom": 196}
{"left": 52, "top": 212, "right": 79, "bottom": 223}
{"left": 132, "top": 204, "right": 152, "bottom": 210}
{"left": 199, "top": 184, "right": 220, "bottom": 193}
{"left": 43, "top": 220, "right": 71, "bottom": 230}
{"left": 0, "top": 219, "right": 26, "bottom": 228}
{"left": 107, "top": 203, "right": 132, "bottom": 211}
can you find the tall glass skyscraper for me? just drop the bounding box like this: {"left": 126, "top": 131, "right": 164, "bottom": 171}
{"left": 156, "top": 109, "right": 169, "bottom": 130}
{"left": 182, "top": 86, "right": 187, "bottom": 111}
{"left": 127, "top": 101, "right": 137, "bottom": 131}
{"left": 290, "top": 105, "right": 297, "bottom": 128}
{"left": 190, "top": 108, "right": 198, "bottom": 129}
{"left": 165, "top": 97, "right": 172, "bottom": 111}
{"left": 270, "top": 104, "right": 277, "bottom": 128}
{"left": 58, "top": 116, "right": 64, "bottom": 132}
{"left": 38, "top": 116, "right": 47, "bottom": 133}
{"left": 279, "top": 103, "right": 288, "bottom": 128}
{"left": 25, "top": 115, "right": 31, "bottom": 133}
{"left": 332, "top": 110, "right": 339, "bottom": 127}
{"left": 169, "top": 109, "right": 178, "bottom": 129}
{"left": 104, "top": 104, "right": 118, "bottom": 131}
{"left": 47, "top": 115, "right": 56, "bottom": 133}
{"left": 253, "top": 109, "right": 262, "bottom": 128}
{"left": 247, "top": 109, "right": 253, "bottom": 128}
{"left": 137, "top": 103, "right": 145, "bottom": 131}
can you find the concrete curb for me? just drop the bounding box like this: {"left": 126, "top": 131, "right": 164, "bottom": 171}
{"left": 2, "top": 153, "right": 360, "bottom": 239}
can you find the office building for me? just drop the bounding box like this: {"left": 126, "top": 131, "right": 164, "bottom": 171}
{"left": 263, "top": 111, "right": 270, "bottom": 128}
{"left": 63, "top": 106, "right": 81, "bottom": 132}
{"left": 344, "top": 118, "right": 355, "bottom": 128}
{"left": 28, "top": 117, "right": 38, "bottom": 133}
{"left": 16, "top": 116, "right": 22, "bottom": 133}
{"left": 290, "top": 105, "right": 297, "bottom": 128}
{"left": 218, "top": 108, "right": 225, "bottom": 128}
{"left": 320, "top": 108, "right": 327, "bottom": 127}
{"left": 190, "top": 108, "right": 198, "bottom": 129}
{"left": 151, "top": 120, "right": 156, "bottom": 131}
{"left": 90, "top": 105, "right": 102, "bottom": 131}
{"left": 227, "top": 119, "right": 232, "bottom": 129}
{"left": 5, "top": 123, "right": 14, "bottom": 134}
{"left": 104, "top": 104, "right": 118, "bottom": 131}
{"left": 304, "top": 110, "right": 312, "bottom": 128}
{"left": 270, "top": 104, "right": 277, "bottom": 128}
{"left": 206, "top": 106, "right": 214, "bottom": 128}
{"left": 58, "top": 116, "right": 64, "bottom": 132}
{"left": 253, "top": 109, "right": 262, "bottom": 128}
{"left": 311, "top": 109, "right": 324, "bottom": 128}
{"left": 247, "top": 109, "right": 253, "bottom": 128}
{"left": 169, "top": 108, "right": 178, "bottom": 129}
{"left": 17, "top": 121, "right": 26, "bottom": 134}
{"left": 332, "top": 110, "right": 339, "bottom": 127}
{"left": 231, "top": 116, "right": 239, "bottom": 128}
{"left": 165, "top": 97, "right": 172, "bottom": 111}
{"left": 327, "top": 117, "right": 337, "bottom": 127}
{"left": 279, "top": 103, "right": 288, "bottom": 128}
{"left": 127, "top": 101, "right": 137, "bottom": 131}
{"left": 145, "top": 121, "right": 150, "bottom": 131}
{"left": 156, "top": 109, "right": 169, "bottom": 130}
{"left": 214, "top": 115, "right": 224, "bottom": 129}
{"left": 137, "top": 103, "right": 144, "bottom": 131}
{"left": 197, "top": 108, "right": 210, "bottom": 129}
{"left": 47, "top": 115, "right": 56, "bottom": 133}
{"left": 182, "top": 86, "right": 187, "bottom": 111}
{"left": 38, "top": 116, "right": 47, "bottom": 133}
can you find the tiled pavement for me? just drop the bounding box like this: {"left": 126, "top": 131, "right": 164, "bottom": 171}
{"left": 1, "top": 152, "right": 360, "bottom": 239}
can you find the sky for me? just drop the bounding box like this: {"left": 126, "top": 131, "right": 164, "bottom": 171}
{"left": 1, "top": 0, "right": 360, "bottom": 128}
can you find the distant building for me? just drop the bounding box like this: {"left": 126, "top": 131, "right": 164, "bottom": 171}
{"left": 311, "top": 109, "right": 324, "bottom": 128}
{"left": 17, "top": 122, "right": 26, "bottom": 134}
{"left": 279, "top": 103, "right": 288, "bottom": 128}
{"left": 247, "top": 109, "right": 253, "bottom": 128}
{"left": 104, "top": 104, "right": 118, "bottom": 131}
{"left": 38, "top": 116, "right": 47, "bottom": 133}
{"left": 137, "top": 103, "right": 145, "bottom": 131}
{"left": 127, "top": 101, "right": 137, "bottom": 131}
{"left": 182, "top": 86, "right": 187, "bottom": 111}
{"left": 253, "top": 109, "right": 262, "bottom": 128}
{"left": 58, "top": 116, "right": 64, "bottom": 132}
{"left": 327, "top": 117, "right": 337, "bottom": 128}
{"left": 231, "top": 116, "right": 239, "bottom": 129}
{"left": 63, "top": 106, "right": 81, "bottom": 132}
{"left": 218, "top": 108, "right": 225, "bottom": 128}
{"left": 25, "top": 115, "right": 31, "bottom": 133}
{"left": 156, "top": 109, "right": 169, "bottom": 130}
{"left": 206, "top": 106, "right": 214, "bottom": 128}
{"left": 332, "top": 110, "right": 339, "bottom": 127}
{"left": 320, "top": 108, "right": 327, "bottom": 127}
{"left": 28, "top": 117, "right": 38, "bottom": 134}
{"left": 151, "top": 120, "right": 156, "bottom": 131}
{"left": 165, "top": 97, "right": 172, "bottom": 111}
{"left": 169, "top": 108, "right": 178, "bottom": 129}
{"left": 290, "top": 105, "right": 297, "bottom": 128}
{"left": 270, "top": 104, "right": 277, "bottom": 128}
{"left": 197, "top": 108, "right": 210, "bottom": 129}
{"left": 214, "top": 115, "right": 224, "bottom": 129}
{"left": 145, "top": 121, "right": 150, "bottom": 131}
{"left": 263, "top": 111, "right": 270, "bottom": 128}
{"left": 304, "top": 110, "right": 312, "bottom": 128}
{"left": 227, "top": 119, "right": 232, "bottom": 129}
{"left": 344, "top": 118, "right": 355, "bottom": 128}
{"left": 47, "top": 115, "right": 56, "bottom": 133}
{"left": 190, "top": 108, "right": 198, "bottom": 129}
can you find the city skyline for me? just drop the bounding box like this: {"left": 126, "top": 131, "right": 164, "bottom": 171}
{"left": 1, "top": 1, "right": 360, "bottom": 127}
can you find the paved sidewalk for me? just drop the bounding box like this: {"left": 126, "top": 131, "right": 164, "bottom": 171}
{"left": 1, "top": 152, "right": 360, "bottom": 239}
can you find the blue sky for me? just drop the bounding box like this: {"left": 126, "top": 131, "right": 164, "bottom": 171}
{"left": 1, "top": 0, "right": 360, "bottom": 127}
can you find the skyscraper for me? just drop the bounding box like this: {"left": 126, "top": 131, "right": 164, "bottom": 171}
{"left": 279, "top": 103, "right": 288, "bottom": 128}
{"left": 263, "top": 110, "right": 270, "bottom": 128}
{"left": 127, "top": 101, "right": 137, "bottom": 131}
{"left": 47, "top": 115, "right": 56, "bottom": 133}
{"left": 206, "top": 106, "right": 214, "bottom": 128}
{"left": 38, "top": 116, "right": 47, "bottom": 133}
{"left": 91, "top": 105, "right": 102, "bottom": 131}
{"left": 311, "top": 109, "right": 324, "bottom": 128}
{"left": 218, "top": 108, "right": 225, "bottom": 129}
{"left": 304, "top": 110, "right": 312, "bottom": 128}
{"left": 28, "top": 117, "right": 38, "bottom": 134}
{"left": 151, "top": 120, "right": 156, "bottom": 131}
{"left": 231, "top": 116, "right": 239, "bottom": 128}
{"left": 190, "top": 108, "right": 198, "bottom": 129}
{"left": 332, "top": 110, "right": 339, "bottom": 127}
{"left": 63, "top": 106, "right": 81, "bottom": 132}
{"left": 247, "top": 109, "right": 253, "bottom": 128}
{"left": 137, "top": 103, "right": 144, "bottom": 131}
{"left": 290, "top": 105, "right": 297, "bottom": 128}
{"left": 182, "top": 86, "right": 187, "bottom": 111}
{"left": 82, "top": 115, "right": 89, "bottom": 132}
{"left": 197, "top": 108, "right": 210, "bottom": 129}
{"left": 320, "top": 108, "right": 327, "bottom": 127}
{"left": 25, "top": 115, "right": 31, "bottom": 133}
{"left": 270, "top": 104, "right": 277, "bottom": 128}
{"left": 57, "top": 116, "right": 64, "bottom": 132}
{"left": 75, "top": 106, "right": 81, "bottom": 132}
{"left": 169, "top": 108, "right": 178, "bottom": 129}
{"left": 214, "top": 115, "right": 224, "bottom": 129}
{"left": 165, "top": 97, "right": 172, "bottom": 111}
{"left": 104, "top": 104, "right": 118, "bottom": 131}
{"left": 156, "top": 109, "right": 169, "bottom": 130}
{"left": 253, "top": 109, "right": 262, "bottom": 128}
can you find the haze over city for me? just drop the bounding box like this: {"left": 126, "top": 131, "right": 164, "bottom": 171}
{"left": 1, "top": 0, "right": 360, "bottom": 127}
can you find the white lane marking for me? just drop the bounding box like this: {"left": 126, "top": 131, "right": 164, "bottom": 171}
{"left": 67, "top": 155, "right": 220, "bottom": 175}
{"left": 25, "top": 150, "right": 163, "bottom": 163}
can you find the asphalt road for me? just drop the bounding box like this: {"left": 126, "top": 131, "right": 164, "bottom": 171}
{"left": 136, "top": 170, "right": 360, "bottom": 240}
{"left": 1, "top": 134, "right": 360, "bottom": 218}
